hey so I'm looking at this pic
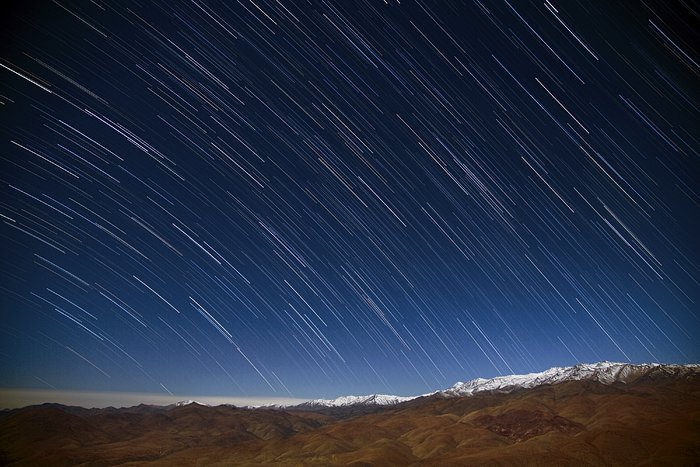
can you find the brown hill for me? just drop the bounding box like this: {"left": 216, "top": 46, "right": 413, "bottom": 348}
{"left": 1, "top": 376, "right": 699, "bottom": 466}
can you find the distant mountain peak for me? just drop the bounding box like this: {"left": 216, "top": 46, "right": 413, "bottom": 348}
{"left": 298, "top": 393, "right": 416, "bottom": 408}
{"left": 173, "top": 400, "right": 209, "bottom": 407}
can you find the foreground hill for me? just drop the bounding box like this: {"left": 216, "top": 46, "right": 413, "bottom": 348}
{"left": 1, "top": 363, "right": 699, "bottom": 465}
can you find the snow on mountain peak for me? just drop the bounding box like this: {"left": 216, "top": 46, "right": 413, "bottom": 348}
{"left": 300, "top": 393, "right": 416, "bottom": 408}
{"left": 442, "top": 362, "right": 697, "bottom": 397}
{"left": 174, "top": 400, "right": 209, "bottom": 407}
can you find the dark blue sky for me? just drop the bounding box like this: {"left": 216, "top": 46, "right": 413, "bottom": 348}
{"left": 1, "top": 0, "right": 698, "bottom": 401}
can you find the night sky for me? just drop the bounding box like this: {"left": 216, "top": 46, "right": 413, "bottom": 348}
{"left": 1, "top": 0, "right": 698, "bottom": 402}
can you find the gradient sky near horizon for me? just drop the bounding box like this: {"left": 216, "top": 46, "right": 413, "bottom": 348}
{"left": 0, "top": 0, "right": 698, "bottom": 402}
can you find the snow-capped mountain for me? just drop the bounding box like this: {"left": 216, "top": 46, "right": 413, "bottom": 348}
{"left": 173, "top": 400, "right": 209, "bottom": 407}
{"left": 298, "top": 393, "right": 416, "bottom": 408}
{"left": 292, "top": 362, "right": 699, "bottom": 408}
{"left": 441, "top": 361, "right": 698, "bottom": 397}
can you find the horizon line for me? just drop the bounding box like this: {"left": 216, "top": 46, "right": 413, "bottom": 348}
{"left": 0, "top": 388, "right": 309, "bottom": 410}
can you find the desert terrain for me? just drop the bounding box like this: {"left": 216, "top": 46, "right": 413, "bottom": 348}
{"left": 1, "top": 374, "right": 699, "bottom": 466}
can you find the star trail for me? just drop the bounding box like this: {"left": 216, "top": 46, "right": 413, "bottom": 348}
{"left": 0, "top": 0, "right": 698, "bottom": 400}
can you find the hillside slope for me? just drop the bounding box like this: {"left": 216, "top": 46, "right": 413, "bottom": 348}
{"left": 1, "top": 364, "right": 698, "bottom": 465}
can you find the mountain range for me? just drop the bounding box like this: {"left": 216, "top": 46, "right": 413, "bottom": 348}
{"left": 288, "top": 361, "right": 698, "bottom": 408}
{"left": 1, "top": 361, "right": 698, "bottom": 465}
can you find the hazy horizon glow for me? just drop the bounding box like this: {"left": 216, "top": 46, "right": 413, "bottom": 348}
{"left": 0, "top": 388, "right": 308, "bottom": 410}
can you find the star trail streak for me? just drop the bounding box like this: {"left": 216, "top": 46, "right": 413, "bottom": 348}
{"left": 0, "top": 0, "right": 698, "bottom": 400}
